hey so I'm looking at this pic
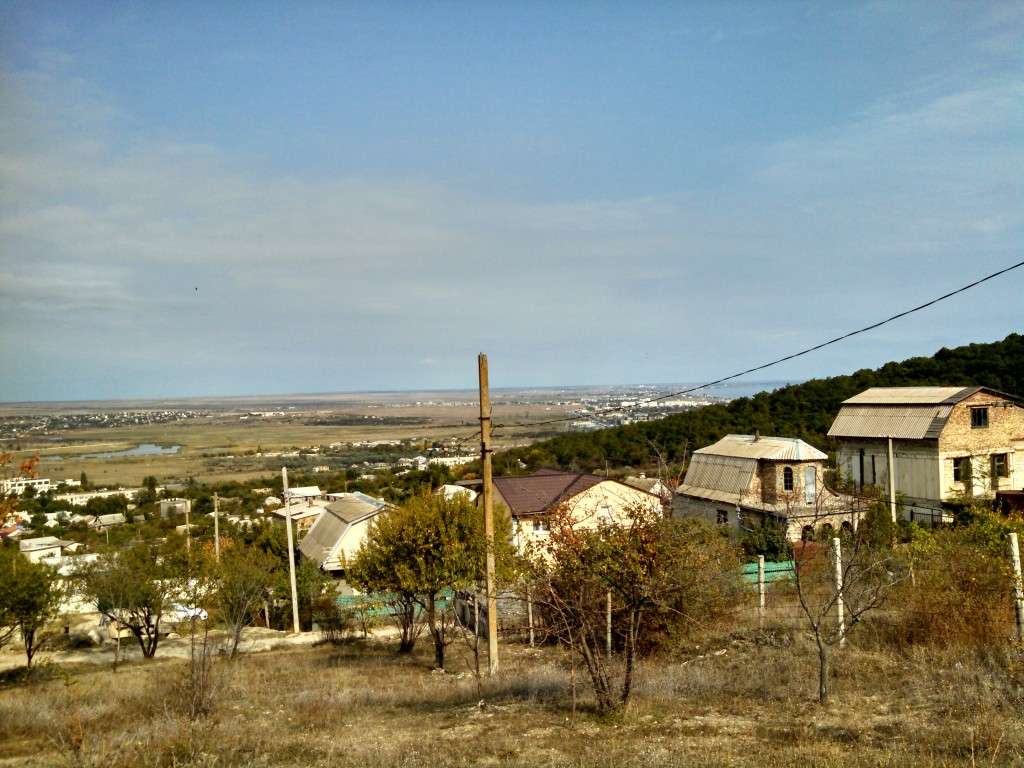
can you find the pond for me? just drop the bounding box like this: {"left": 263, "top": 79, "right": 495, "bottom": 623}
{"left": 81, "top": 443, "right": 182, "bottom": 459}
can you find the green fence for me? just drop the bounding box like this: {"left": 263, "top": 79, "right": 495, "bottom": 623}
{"left": 336, "top": 590, "right": 454, "bottom": 618}
{"left": 741, "top": 560, "right": 794, "bottom": 584}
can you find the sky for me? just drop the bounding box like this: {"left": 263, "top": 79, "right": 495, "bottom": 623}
{"left": 1, "top": 1, "right": 1022, "bottom": 402}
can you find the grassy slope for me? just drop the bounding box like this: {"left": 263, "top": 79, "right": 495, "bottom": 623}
{"left": 496, "top": 333, "right": 1024, "bottom": 473}
{"left": 1, "top": 636, "right": 1020, "bottom": 767}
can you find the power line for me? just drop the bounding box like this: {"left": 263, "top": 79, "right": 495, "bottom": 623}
{"left": 497, "top": 258, "right": 1024, "bottom": 431}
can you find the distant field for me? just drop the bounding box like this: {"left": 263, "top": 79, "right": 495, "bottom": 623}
{"left": 7, "top": 401, "right": 575, "bottom": 486}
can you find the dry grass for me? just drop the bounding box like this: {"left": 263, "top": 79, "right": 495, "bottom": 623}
{"left": 1, "top": 631, "right": 1022, "bottom": 768}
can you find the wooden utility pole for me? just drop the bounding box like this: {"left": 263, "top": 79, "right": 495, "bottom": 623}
{"left": 1009, "top": 532, "right": 1024, "bottom": 643}
{"left": 478, "top": 353, "right": 499, "bottom": 675}
{"left": 886, "top": 437, "right": 897, "bottom": 524}
{"left": 833, "top": 537, "right": 846, "bottom": 648}
{"left": 213, "top": 492, "right": 221, "bottom": 563}
{"left": 282, "top": 467, "right": 301, "bottom": 634}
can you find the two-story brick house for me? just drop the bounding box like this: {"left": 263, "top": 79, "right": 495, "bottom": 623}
{"left": 827, "top": 387, "right": 1024, "bottom": 523}
{"left": 673, "top": 434, "right": 858, "bottom": 541}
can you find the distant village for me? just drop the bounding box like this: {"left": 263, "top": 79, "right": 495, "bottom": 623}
{"left": 3, "top": 385, "right": 1022, "bottom": 638}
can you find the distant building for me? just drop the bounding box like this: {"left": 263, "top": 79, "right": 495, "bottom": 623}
{"left": 828, "top": 386, "right": 1024, "bottom": 523}
{"left": 19, "top": 536, "right": 72, "bottom": 563}
{"left": 674, "top": 434, "right": 857, "bottom": 541}
{"left": 299, "top": 492, "right": 389, "bottom": 575}
{"left": 435, "top": 484, "right": 478, "bottom": 503}
{"left": 493, "top": 470, "right": 662, "bottom": 551}
{"left": 623, "top": 474, "right": 673, "bottom": 504}
{"left": 55, "top": 489, "right": 139, "bottom": 507}
{"left": 159, "top": 498, "right": 191, "bottom": 519}
{"left": 1, "top": 477, "right": 51, "bottom": 496}
{"left": 283, "top": 486, "right": 323, "bottom": 505}
{"left": 91, "top": 513, "right": 127, "bottom": 530}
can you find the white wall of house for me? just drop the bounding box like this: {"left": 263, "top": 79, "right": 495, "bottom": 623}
{"left": 512, "top": 481, "right": 661, "bottom": 551}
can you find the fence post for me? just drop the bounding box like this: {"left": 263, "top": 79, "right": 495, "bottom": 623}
{"left": 1009, "top": 532, "right": 1024, "bottom": 643}
{"left": 757, "top": 555, "right": 766, "bottom": 630}
{"left": 833, "top": 537, "right": 845, "bottom": 648}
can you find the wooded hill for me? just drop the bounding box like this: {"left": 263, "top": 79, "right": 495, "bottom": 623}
{"left": 494, "top": 333, "right": 1024, "bottom": 474}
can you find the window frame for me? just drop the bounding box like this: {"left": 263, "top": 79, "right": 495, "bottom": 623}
{"left": 970, "top": 407, "right": 989, "bottom": 429}
{"left": 716, "top": 509, "right": 729, "bottom": 526}
{"left": 783, "top": 466, "right": 794, "bottom": 492}
{"left": 952, "top": 457, "right": 964, "bottom": 483}
{"left": 992, "top": 453, "right": 1009, "bottom": 479}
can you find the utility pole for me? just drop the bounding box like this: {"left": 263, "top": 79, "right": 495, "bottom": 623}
{"left": 213, "top": 492, "right": 221, "bottom": 563}
{"left": 833, "top": 537, "right": 845, "bottom": 648}
{"left": 886, "top": 437, "right": 897, "bottom": 524}
{"left": 282, "top": 467, "right": 301, "bottom": 634}
{"left": 185, "top": 498, "right": 192, "bottom": 555}
{"left": 478, "top": 353, "right": 499, "bottom": 675}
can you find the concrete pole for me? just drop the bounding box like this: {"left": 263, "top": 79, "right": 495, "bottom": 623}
{"left": 282, "top": 467, "right": 301, "bottom": 634}
{"left": 833, "top": 537, "right": 845, "bottom": 648}
{"left": 478, "top": 354, "right": 499, "bottom": 675}
{"left": 526, "top": 584, "right": 535, "bottom": 648}
{"left": 185, "top": 498, "right": 191, "bottom": 555}
{"left": 757, "top": 555, "right": 766, "bottom": 630}
{"left": 1009, "top": 532, "right": 1024, "bottom": 643}
{"left": 606, "top": 590, "right": 613, "bottom": 658}
{"left": 887, "top": 437, "right": 897, "bottom": 524}
{"left": 213, "top": 492, "right": 221, "bottom": 563}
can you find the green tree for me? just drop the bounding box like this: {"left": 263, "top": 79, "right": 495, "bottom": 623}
{"left": 350, "top": 493, "right": 512, "bottom": 668}
{"left": 76, "top": 538, "right": 187, "bottom": 658}
{"left": 212, "top": 543, "right": 278, "bottom": 657}
{"left": 0, "top": 548, "right": 64, "bottom": 670}
{"left": 526, "top": 507, "right": 741, "bottom": 714}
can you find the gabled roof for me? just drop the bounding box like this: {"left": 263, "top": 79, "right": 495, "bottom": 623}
{"left": 694, "top": 435, "right": 827, "bottom": 462}
{"left": 492, "top": 471, "right": 607, "bottom": 516}
{"left": 828, "top": 386, "right": 1018, "bottom": 440}
{"left": 19, "top": 536, "right": 70, "bottom": 552}
{"left": 840, "top": 386, "right": 981, "bottom": 405}
{"left": 299, "top": 492, "right": 387, "bottom": 570}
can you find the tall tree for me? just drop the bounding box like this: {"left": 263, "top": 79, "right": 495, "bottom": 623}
{"left": 526, "top": 506, "right": 741, "bottom": 714}
{"left": 350, "top": 493, "right": 512, "bottom": 669}
{"left": 0, "top": 547, "right": 64, "bottom": 670}
{"left": 76, "top": 538, "right": 187, "bottom": 658}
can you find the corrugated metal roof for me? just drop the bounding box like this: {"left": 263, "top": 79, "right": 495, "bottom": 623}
{"left": 681, "top": 453, "right": 756, "bottom": 497}
{"left": 841, "top": 387, "right": 977, "bottom": 405}
{"left": 299, "top": 494, "right": 386, "bottom": 568}
{"left": 693, "top": 434, "right": 827, "bottom": 461}
{"left": 827, "top": 405, "right": 952, "bottom": 439}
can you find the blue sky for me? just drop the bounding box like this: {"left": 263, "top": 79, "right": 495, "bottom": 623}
{"left": 1, "top": 1, "right": 1022, "bottom": 401}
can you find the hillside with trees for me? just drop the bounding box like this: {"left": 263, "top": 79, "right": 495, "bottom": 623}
{"left": 494, "top": 333, "right": 1024, "bottom": 474}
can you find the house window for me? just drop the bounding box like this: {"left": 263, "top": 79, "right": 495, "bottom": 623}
{"left": 801, "top": 525, "right": 814, "bottom": 541}
{"left": 971, "top": 407, "right": 989, "bottom": 429}
{"left": 532, "top": 519, "right": 550, "bottom": 533}
{"left": 783, "top": 466, "right": 794, "bottom": 491}
{"left": 992, "top": 453, "right": 1009, "bottom": 479}
{"left": 716, "top": 509, "right": 728, "bottom": 526}
{"left": 953, "top": 457, "right": 965, "bottom": 483}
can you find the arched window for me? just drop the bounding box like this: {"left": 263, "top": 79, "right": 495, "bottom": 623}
{"left": 841, "top": 521, "right": 854, "bottom": 535}
{"left": 801, "top": 525, "right": 814, "bottom": 541}
{"left": 783, "top": 466, "right": 794, "bottom": 491}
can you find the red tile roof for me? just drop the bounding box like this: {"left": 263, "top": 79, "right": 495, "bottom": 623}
{"left": 493, "top": 471, "right": 606, "bottom": 516}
